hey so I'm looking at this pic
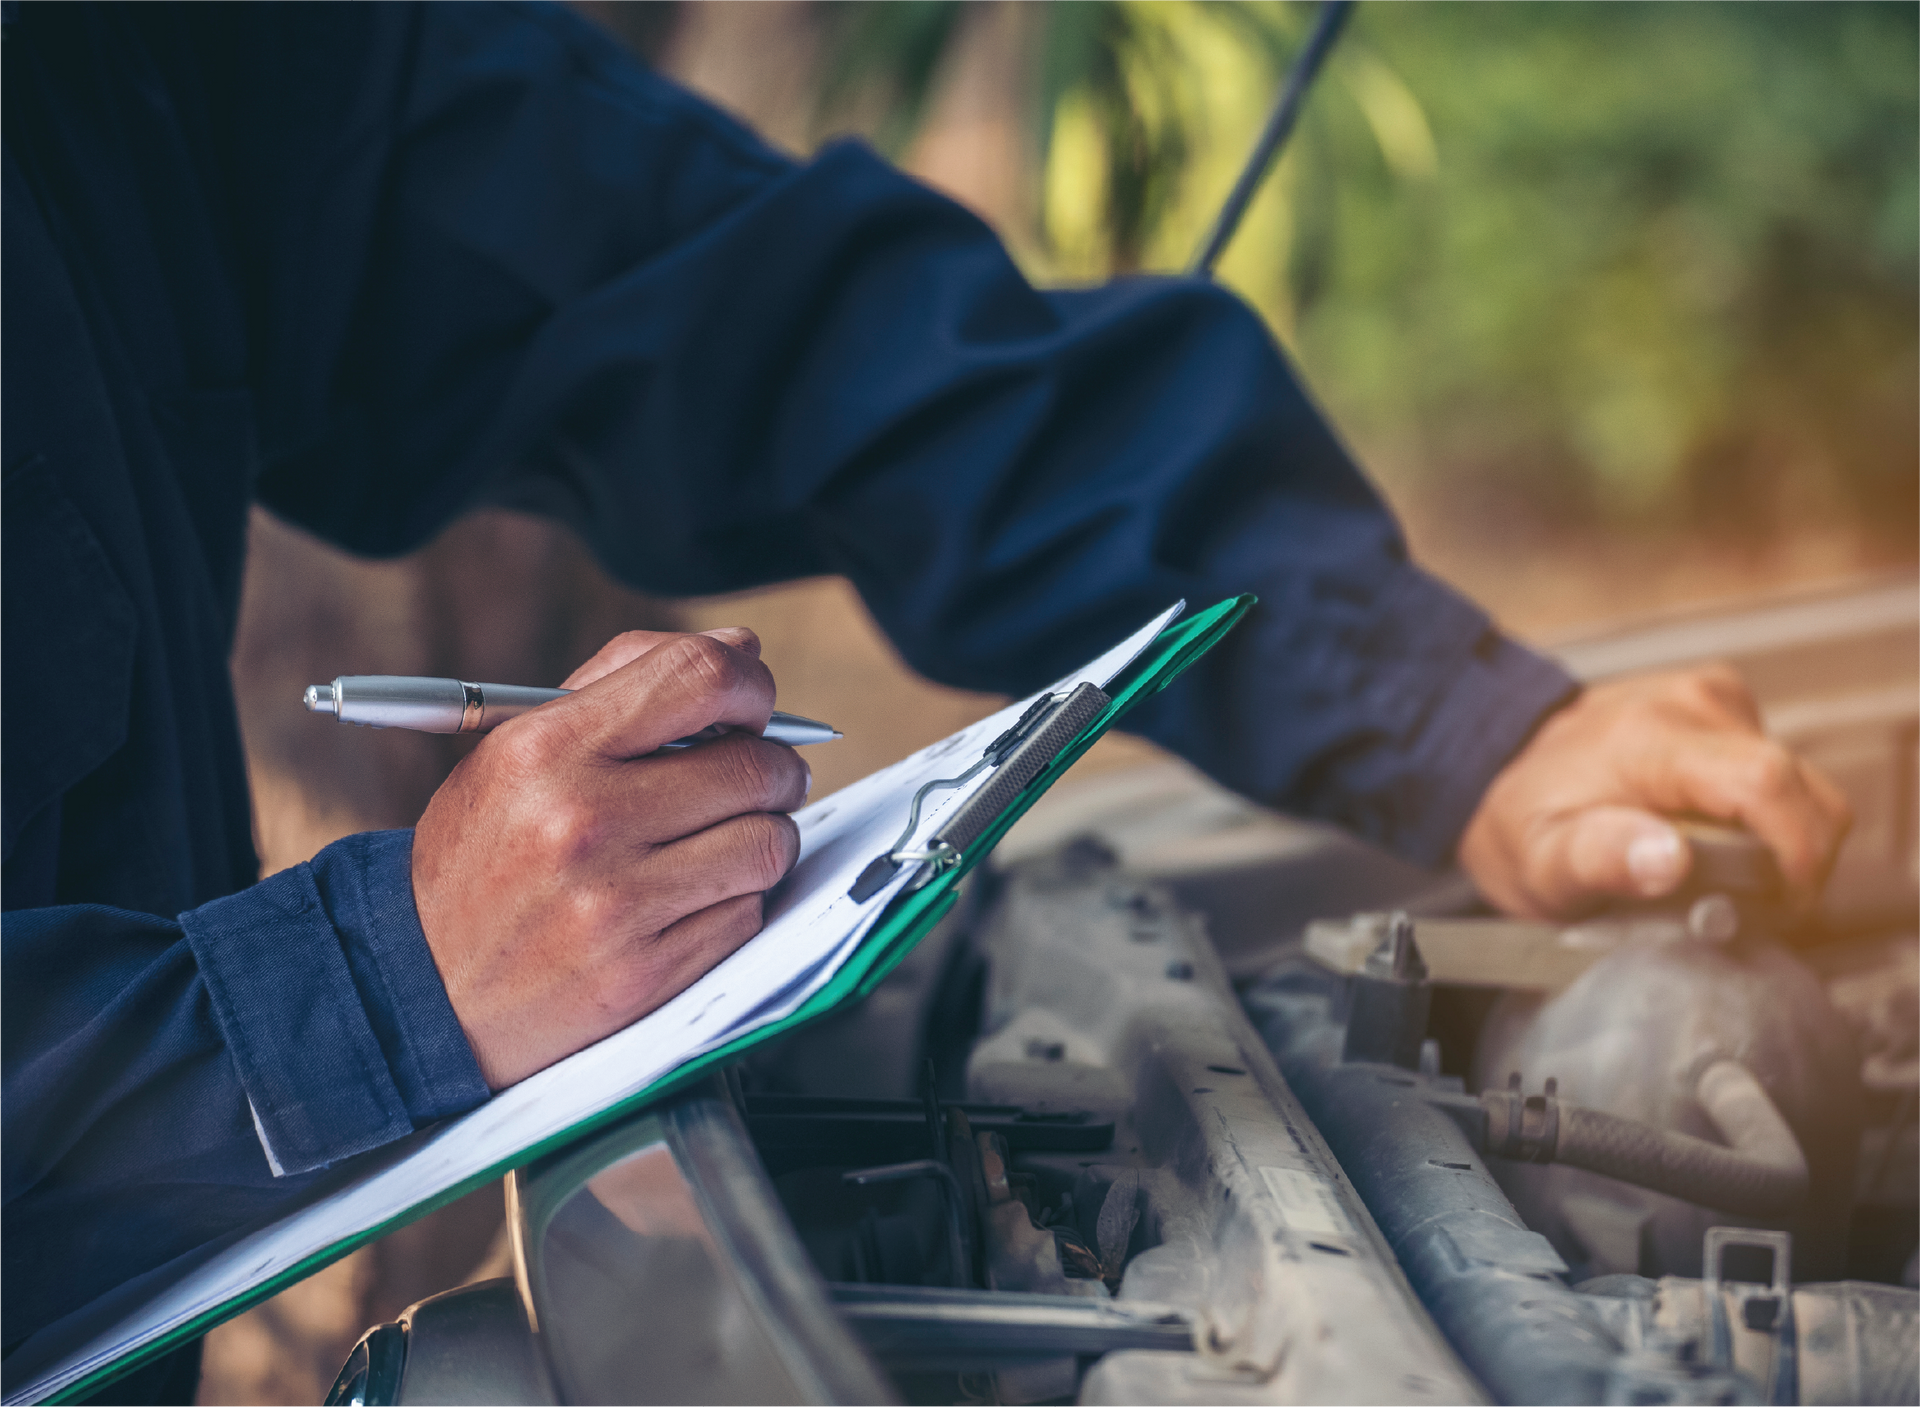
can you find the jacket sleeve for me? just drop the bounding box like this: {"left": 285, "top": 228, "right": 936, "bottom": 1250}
{"left": 193, "top": 1, "right": 1572, "bottom": 866}
{"left": 0, "top": 834, "right": 486, "bottom": 1352}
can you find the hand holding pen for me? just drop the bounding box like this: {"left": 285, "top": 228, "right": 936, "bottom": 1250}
{"left": 346, "top": 626, "right": 823, "bottom": 1090}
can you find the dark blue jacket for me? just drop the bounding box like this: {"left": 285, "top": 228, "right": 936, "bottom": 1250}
{"left": 0, "top": 0, "right": 1573, "bottom": 1356}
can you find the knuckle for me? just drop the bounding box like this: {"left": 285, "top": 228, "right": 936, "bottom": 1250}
{"left": 716, "top": 735, "right": 782, "bottom": 804}
{"left": 1676, "top": 663, "right": 1749, "bottom": 712}
{"left": 1698, "top": 661, "right": 1748, "bottom": 694}
{"left": 736, "top": 812, "right": 798, "bottom": 886}
{"left": 1670, "top": 672, "right": 1721, "bottom": 711}
{"left": 1743, "top": 742, "right": 1798, "bottom": 796}
{"left": 758, "top": 746, "right": 805, "bottom": 806}
{"left": 736, "top": 736, "right": 805, "bottom": 805}
{"left": 662, "top": 632, "right": 743, "bottom": 697}
{"left": 487, "top": 715, "right": 557, "bottom": 775}
{"left": 534, "top": 795, "right": 602, "bottom": 865}
{"left": 1616, "top": 691, "right": 1671, "bottom": 736}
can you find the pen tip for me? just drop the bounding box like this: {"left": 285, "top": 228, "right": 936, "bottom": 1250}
{"left": 304, "top": 684, "right": 335, "bottom": 715}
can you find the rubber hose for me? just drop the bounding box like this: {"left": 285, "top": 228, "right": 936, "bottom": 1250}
{"left": 1554, "top": 1062, "right": 1809, "bottom": 1218}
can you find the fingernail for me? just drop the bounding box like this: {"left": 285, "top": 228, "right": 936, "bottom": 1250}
{"left": 803, "top": 764, "right": 813, "bottom": 799}
{"left": 1627, "top": 826, "right": 1686, "bottom": 895}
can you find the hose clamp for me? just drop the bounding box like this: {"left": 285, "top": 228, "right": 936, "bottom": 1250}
{"left": 1483, "top": 1088, "right": 1560, "bottom": 1163}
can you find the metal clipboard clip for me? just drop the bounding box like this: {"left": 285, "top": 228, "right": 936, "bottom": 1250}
{"left": 846, "top": 680, "right": 1112, "bottom": 903}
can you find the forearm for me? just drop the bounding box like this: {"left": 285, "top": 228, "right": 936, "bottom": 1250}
{"left": 213, "top": 0, "right": 1573, "bottom": 862}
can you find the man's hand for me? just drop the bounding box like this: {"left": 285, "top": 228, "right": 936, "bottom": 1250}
{"left": 1458, "top": 665, "right": 1850, "bottom": 920}
{"left": 412, "top": 627, "right": 809, "bottom": 1089}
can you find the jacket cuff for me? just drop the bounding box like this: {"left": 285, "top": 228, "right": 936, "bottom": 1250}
{"left": 1293, "top": 560, "right": 1578, "bottom": 865}
{"left": 1134, "top": 506, "right": 1580, "bottom": 867}
{"left": 180, "top": 831, "right": 487, "bottom": 1175}
{"left": 1387, "top": 616, "right": 1581, "bottom": 865}
{"left": 1262, "top": 560, "right": 1578, "bottom": 866}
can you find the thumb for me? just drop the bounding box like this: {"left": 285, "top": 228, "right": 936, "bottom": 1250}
{"left": 562, "top": 626, "right": 762, "bottom": 690}
{"left": 1529, "top": 806, "right": 1692, "bottom": 913}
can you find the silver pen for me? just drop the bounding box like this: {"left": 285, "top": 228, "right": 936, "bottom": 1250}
{"left": 303, "top": 676, "right": 842, "bottom": 748}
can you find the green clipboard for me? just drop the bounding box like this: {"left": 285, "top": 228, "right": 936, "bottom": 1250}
{"left": 681, "top": 592, "right": 1253, "bottom": 1040}
{"left": 21, "top": 595, "right": 1252, "bottom": 1405}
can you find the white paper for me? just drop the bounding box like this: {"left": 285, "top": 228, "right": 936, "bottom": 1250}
{"left": 8, "top": 603, "right": 1182, "bottom": 1404}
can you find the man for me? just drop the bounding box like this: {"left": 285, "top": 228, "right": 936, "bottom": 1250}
{"left": 1, "top": 3, "right": 1847, "bottom": 1398}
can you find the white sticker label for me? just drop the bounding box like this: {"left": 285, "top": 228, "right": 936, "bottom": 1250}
{"left": 1259, "top": 1165, "right": 1351, "bottom": 1240}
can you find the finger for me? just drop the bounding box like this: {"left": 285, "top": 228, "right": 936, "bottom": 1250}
{"left": 624, "top": 893, "right": 767, "bottom": 1021}
{"left": 639, "top": 810, "right": 801, "bottom": 917}
{"left": 1674, "top": 663, "right": 1764, "bottom": 730}
{"left": 1801, "top": 761, "right": 1853, "bottom": 874}
{"left": 1656, "top": 736, "right": 1850, "bottom": 893}
{"left": 1524, "top": 805, "right": 1691, "bottom": 914}
{"left": 562, "top": 632, "right": 777, "bottom": 757}
{"left": 1739, "top": 753, "right": 1851, "bottom": 893}
{"left": 561, "top": 626, "right": 762, "bottom": 690}
{"left": 561, "top": 630, "right": 686, "bottom": 691}
{"left": 701, "top": 626, "right": 762, "bottom": 659}
{"left": 611, "top": 733, "right": 812, "bottom": 843}
{"left": 1752, "top": 755, "right": 1847, "bottom": 891}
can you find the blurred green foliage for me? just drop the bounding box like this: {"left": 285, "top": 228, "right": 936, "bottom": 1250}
{"left": 815, "top": 1, "right": 1917, "bottom": 549}
{"left": 817, "top": 0, "right": 1299, "bottom": 272}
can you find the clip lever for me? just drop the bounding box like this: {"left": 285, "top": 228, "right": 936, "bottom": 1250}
{"left": 847, "top": 681, "right": 1112, "bottom": 902}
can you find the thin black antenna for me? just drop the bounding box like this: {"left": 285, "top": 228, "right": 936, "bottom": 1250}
{"left": 1188, "top": 0, "right": 1356, "bottom": 279}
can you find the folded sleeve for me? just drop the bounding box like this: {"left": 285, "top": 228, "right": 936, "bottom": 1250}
{"left": 180, "top": 830, "right": 487, "bottom": 1175}
{"left": 1, "top": 832, "right": 484, "bottom": 1348}
{"left": 190, "top": 1, "right": 1572, "bottom": 863}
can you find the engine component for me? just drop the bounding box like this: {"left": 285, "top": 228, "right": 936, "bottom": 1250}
{"left": 1578, "top": 1227, "right": 1920, "bottom": 1406}
{"left": 1479, "top": 1060, "right": 1811, "bottom": 1219}
{"left": 842, "top": 1160, "right": 972, "bottom": 1289}
{"left": 963, "top": 842, "right": 1486, "bottom": 1403}
{"left": 1246, "top": 933, "right": 1918, "bottom": 1406}
{"left": 1247, "top": 953, "right": 1750, "bottom": 1405}
{"left": 1474, "top": 922, "right": 1861, "bottom": 1280}
{"left": 1341, "top": 914, "right": 1433, "bottom": 1068}
{"left": 1307, "top": 912, "right": 1813, "bottom": 1220}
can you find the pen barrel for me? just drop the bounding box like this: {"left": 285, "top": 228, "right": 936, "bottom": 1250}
{"left": 316, "top": 677, "right": 838, "bottom": 743}
{"left": 325, "top": 677, "right": 568, "bottom": 733}
{"left": 328, "top": 676, "right": 469, "bottom": 732}
{"left": 472, "top": 684, "right": 569, "bottom": 732}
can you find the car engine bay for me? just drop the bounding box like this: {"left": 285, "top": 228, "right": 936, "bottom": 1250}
{"left": 328, "top": 577, "right": 1918, "bottom": 1406}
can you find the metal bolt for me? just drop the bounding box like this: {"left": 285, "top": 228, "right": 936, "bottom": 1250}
{"left": 1687, "top": 893, "right": 1741, "bottom": 944}
{"left": 1364, "top": 911, "right": 1428, "bottom": 982}
{"left": 1418, "top": 1038, "right": 1442, "bottom": 1077}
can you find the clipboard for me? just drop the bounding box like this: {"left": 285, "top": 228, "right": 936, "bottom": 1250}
{"left": 8, "top": 595, "right": 1252, "bottom": 1405}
